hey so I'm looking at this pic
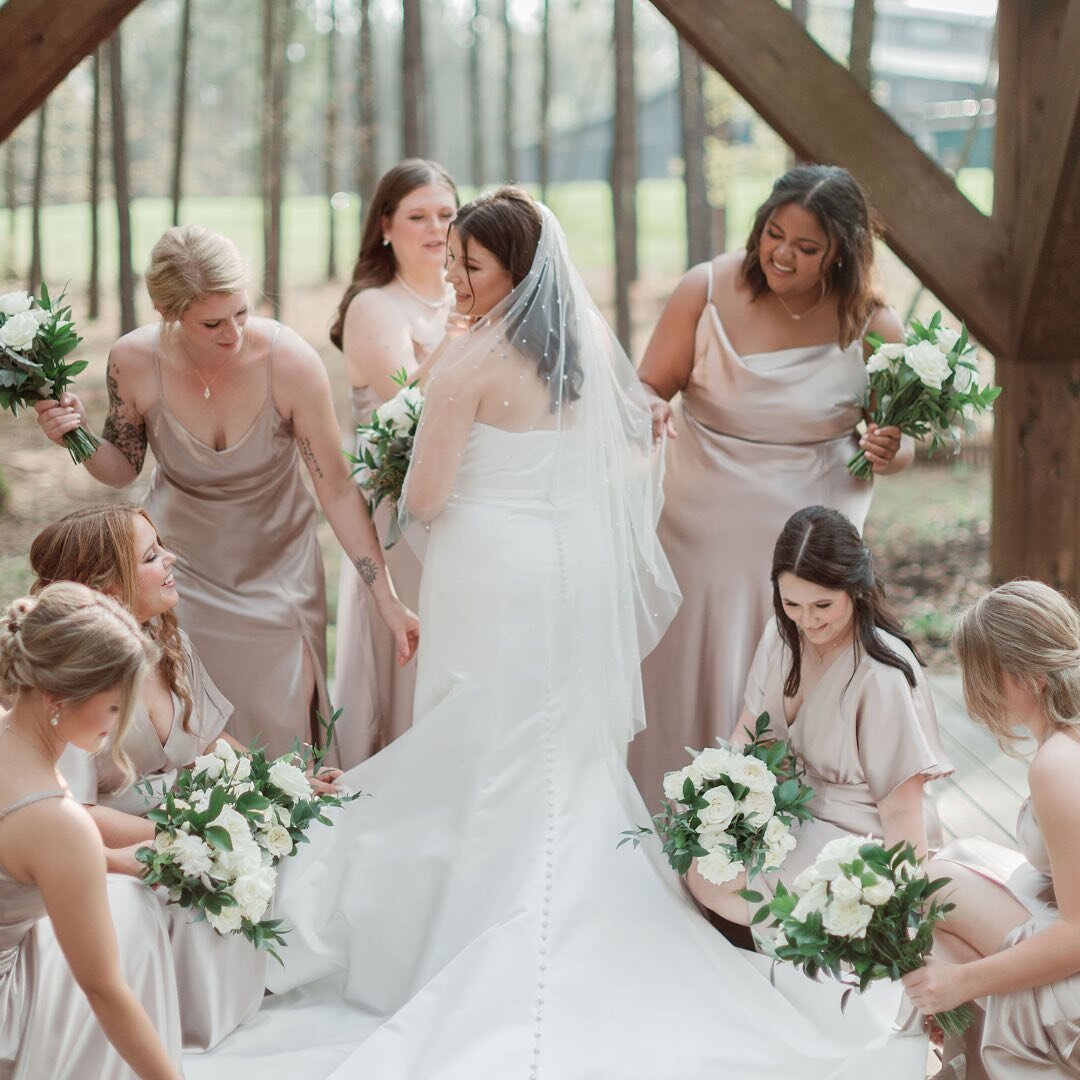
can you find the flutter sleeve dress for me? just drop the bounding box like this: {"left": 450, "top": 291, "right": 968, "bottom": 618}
{"left": 743, "top": 618, "right": 953, "bottom": 895}
{"left": 937, "top": 806, "right": 1080, "bottom": 1077}
{"left": 631, "top": 258, "right": 874, "bottom": 802}
{"left": 0, "top": 791, "right": 183, "bottom": 1080}
{"left": 58, "top": 631, "right": 266, "bottom": 1052}
{"left": 142, "top": 321, "right": 329, "bottom": 756}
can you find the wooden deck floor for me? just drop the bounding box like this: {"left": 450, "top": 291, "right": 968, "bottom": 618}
{"left": 927, "top": 673, "right": 1034, "bottom": 847}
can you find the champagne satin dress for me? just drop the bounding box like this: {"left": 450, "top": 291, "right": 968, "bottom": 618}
{"left": 939, "top": 806, "right": 1080, "bottom": 1077}
{"left": 0, "top": 792, "right": 183, "bottom": 1079}
{"left": 631, "top": 259, "right": 874, "bottom": 802}
{"left": 332, "top": 385, "right": 422, "bottom": 767}
{"left": 143, "top": 323, "right": 329, "bottom": 756}
{"left": 58, "top": 631, "right": 266, "bottom": 1051}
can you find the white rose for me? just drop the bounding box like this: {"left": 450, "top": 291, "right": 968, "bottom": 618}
{"left": 822, "top": 899, "right": 874, "bottom": 939}
{"left": 167, "top": 832, "right": 214, "bottom": 877}
{"left": 375, "top": 389, "right": 415, "bottom": 429}
{"left": 190, "top": 789, "right": 213, "bottom": 813}
{"left": 206, "top": 904, "right": 244, "bottom": 935}
{"left": 212, "top": 836, "right": 263, "bottom": 882}
{"left": 697, "top": 850, "right": 740, "bottom": 886}
{"left": 697, "top": 827, "right": 733, "bottom": 854}
{"left": 904, "top": 340, "right": 952, "bottom": 390}
{"left": 663, "top": 767, "right": 698, "bottom": 802}
{"left": 230, "top": 780, "right": 254, "bottom": 796}
{"left": 228, "top": 755, "right": 252, "bottom": 782}
{"left": 952, "top": 358, "right": 976, "bottom": 393}
{"left": 274, "top": 804, "right": 293, "bottom": 828}
{"left": 935, "top": 327, "right": 961, "bottom": 355}
{"left": 762, "top": 818, "right": 797, "bottom": 869}
{"left": 210, "top": 805, "right": 252, "bottom": 846}
{"left": 726, "top": 754, "right": 777, "bottom": 794}
{"left": 698, "top": 785, "right": 737, "bottom": 830}
{"left": 192, "top": 753, "right": 225, "bottom": 781}
{"left": 694, "top": 746, "right": 736, "bottom": 782}
{"left": 737, "top": 789, "right": 775, "bottom": 825}
{"left": 262, "top": 823, "right": 294, "bottom": 858}
{"left": 862, "top": 876, "right": 896, "bottom": 907}
{"left": 830, "top": 875, "right": 864, "bottom": 904}
{"left": 0, "top": 310, "right": 41, "bottom": 351}
{"left": 268, "top": 760, "right": 312, "bottom": 803}
{"left": 0, "top": 291, "right": 32, "bottom": 316}
{"left": 212, "top": 739, "right": 238, "bottom": 762}
{"left": 29, "top": 305, "right": 52, "bottom": 326}
{"left": 231, "top": 869, "right": 276, "bottom": 922}
{"left": 792, "top": 880, "right": 830, "bottom": 920}
{"left": 792, "top": 864, "right": 821, "bottom": 892}
{"left": 153, "top": 831, "right": 174, "bottom": 854}
{"left": 814, "top": 835, "right": 871, "bottom": 881}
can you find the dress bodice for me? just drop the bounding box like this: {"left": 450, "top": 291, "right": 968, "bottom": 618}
{"left": 449, "top": 423, "right": 569, "bottom": 506}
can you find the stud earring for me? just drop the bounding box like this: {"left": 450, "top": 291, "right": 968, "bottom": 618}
{"left": 382, "top": 237, "right": 391, "bottom": 247}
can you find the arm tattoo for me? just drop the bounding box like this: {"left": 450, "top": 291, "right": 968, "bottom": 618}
{"left": 101, "top": 363, "right": 148, "bottom": 473}
{"left": 353, "top": 556, "right": 378, "bottom": 587}
{"left": 298, "top": 436, "right": 325, "bottom": 480}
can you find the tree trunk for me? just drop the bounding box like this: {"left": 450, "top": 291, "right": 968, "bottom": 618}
{"left": 262, "top": 0, "right": 290, "bottom": 318}
{"left": 611, "top": 0, "right": 637, "bottom": 352}
{"left": 538, "top": 0, "right": 551, "bottom": 203}
{"left": 28, "top": 103, "right": 46, "bottom": 295}
{"left": 326, "top": 0, "right": 338, "bottom": 281}
{"left": 678, "top": 37, "right": 709, "bottom": 268}
{"left": 469, "top": 0, "right": 485, "bottom": 185}
{"left": 501, "top": 0, "right": 513, "bottom": 180}
{"left": 849, "top": 0, "right": 875, "bottom": 91}
{"left": 108, "top": 31, "right": 136, "bottom": 335}
{"left": 790, "top": 0, "right": 808, "bottom": 26}
{"left": 170, "top": 0, "right": 193, "bottom": 227}
{"left": 3, "top": 140, "right": 15, "bottom": 281}
{"left": 402, "top": 0, "right": 426, "bottom": 157}
{"left": 88, "top": 48, "right": 102, "bottom": 319}
{"left": 356, "top": 0, "right": 377, "bottom": 217}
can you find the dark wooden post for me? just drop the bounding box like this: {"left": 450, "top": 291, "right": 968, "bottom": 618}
{"left": 678, "top": 38, "right": 709, "bottom": 267}
{"left": 611, "top": 0, "right": 637, "bottom": 352}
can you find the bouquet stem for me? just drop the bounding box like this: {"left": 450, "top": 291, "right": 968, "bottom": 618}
{"left": 932, "top": 1003, "right": 974, "bottom": 1039}
{"left": 62, "top": 426, "right": 101, "bottom": 465}
{"left": 846, "top": 447, "right": 874, "bottom": 481}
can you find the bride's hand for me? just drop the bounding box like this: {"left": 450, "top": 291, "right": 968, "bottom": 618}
{"left": 306, "top": 764, "right": 344, "bottom": 795}
{"left": 378, "top": 595, "right": 419, "bottom": 665}
{"left": 647, "top": 396, "right": 676, "bottom": 444}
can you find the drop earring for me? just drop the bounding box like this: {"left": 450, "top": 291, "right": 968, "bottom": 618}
{"left": 49, "top": 710, "right": 60, "bottom": 728}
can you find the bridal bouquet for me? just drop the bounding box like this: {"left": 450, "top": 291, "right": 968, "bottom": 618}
{"left": 847, "top": 311, "right": 1000, "bottom": 480}
{"left": 136, "top": 731, "right": 356, "bottom": 959}
{"left": 0, "top": 284, "right": 100, "bottom": 463}
{"left": 623, "top": 713, "right": 813, "bottom": 885}
{"left": 759, "top": 836, "right": 971, "bottom": 1036}
{"left": 349, "top": 367, "right": 423, "bottom": 548}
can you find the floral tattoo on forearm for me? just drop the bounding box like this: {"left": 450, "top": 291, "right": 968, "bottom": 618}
{"left": 354, "top": 556, "right": 378, "bottom": 586}
{"left": 101, "top": 362, "right": 148, "bottom": 473}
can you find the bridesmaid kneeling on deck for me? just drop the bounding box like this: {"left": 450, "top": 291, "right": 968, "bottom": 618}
{"left": 0, "top": 583, "right": 182, "bottom": 1080}
{"left": 687, "top": 505, "right": 953, "bottom": 924}
{"left": 32, "top": 504, "right": 340, "bottom": 1052}
{"left": 902, "top": 580, "right": 1080, "bottom": 1078}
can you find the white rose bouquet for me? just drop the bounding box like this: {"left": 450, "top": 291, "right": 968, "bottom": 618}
{"left": 348, "top": 366, "right": 423, "bottom": 548}
{"left": 622, "top": 714, "right": 813, "bottom": 887}
{"left": 136, "top": 717, "right": 358, "bottom": 959}
{"left": 760, "top": 836, "right": 971, "bottom": 1036}
{"left": 0, "top": 283, "right": 100, "bottom": 463}
{"left": 847, "top": 311, "right": 1001, "bottom": 481}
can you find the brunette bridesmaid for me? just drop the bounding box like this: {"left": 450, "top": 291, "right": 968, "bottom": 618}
{"left": 0, "top": 582, "right": 182, "bottom": 1080}
{"left": 631, "top": 165, "right": 913, "bottom": 803}
{"left": 330, "top": 160, "right": 457, "bottom": 766}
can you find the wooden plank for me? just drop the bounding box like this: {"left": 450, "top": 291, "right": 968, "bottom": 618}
{"left": 648, "top": 0, "right": 1013, "bottom": 356}
{"left": 0, "top": 0, "right": 144, "bottom": 144}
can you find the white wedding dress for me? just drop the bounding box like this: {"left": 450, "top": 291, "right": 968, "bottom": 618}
{"left": 184, "top": 208, "right": 926, "bottom": 1080}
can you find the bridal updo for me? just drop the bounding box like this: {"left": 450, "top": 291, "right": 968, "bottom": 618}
{"left": 145, "top": 225, "right": 247, "bottom": 321}
{"left": 954, "top": 580, "right": 1080, "bottom": 751}
{"left": 1, "top": 582, "right": 159, "bottom": 782}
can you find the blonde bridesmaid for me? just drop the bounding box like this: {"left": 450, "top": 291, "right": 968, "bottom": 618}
{"left": 630, "top": 165, "right": 914, "bottom": 803}
{"left": 329, "top": 160, "right": 457, "bottom": 766}
{"left": 0, "top": 582, "right": 182, "bottom": 1080}
{"left": 34, "top": 226, "right": 418, "bottom": 756}
{"left": 903, "top": 581, "right": 1080, "bottom": 1078}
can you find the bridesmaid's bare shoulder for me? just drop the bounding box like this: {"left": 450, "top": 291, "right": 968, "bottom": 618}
{"left": 865, "top": 305, "right": 905, "bottom": 345}
{"left": 106, "top": 323, "right": 163, "bottom": 404}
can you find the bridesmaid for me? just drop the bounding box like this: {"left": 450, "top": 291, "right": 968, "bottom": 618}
{"left": 34, "top": 225, "right": 418, "bottom": 756}
{"left": 31, "top": 504, "right": 338, "bottom": 1050}
{"left": 686, "top": 507, "right": 952, "bottom": 924}
{"left": 902, "top": 580, "right": 1080, "bottom": 1078}
{"left": 0, "top": 582, "right": 182, "bottom": 1080}
{"left": 631, "top": 164, "right": 913, "bottom": 802}
{"left": 330, "top": 159, "right": 457, "bottom": 765}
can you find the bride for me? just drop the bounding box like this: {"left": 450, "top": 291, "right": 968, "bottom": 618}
{"left": 185, "top": 190, "right": 927, "bottom": 1079}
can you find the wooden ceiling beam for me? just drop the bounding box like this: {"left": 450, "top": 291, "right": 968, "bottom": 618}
{"left": 649, "top": 0, "right": 1013, "bottom": 356}
{"left": 0, "top": 0, "right": 143, "bottom": 144}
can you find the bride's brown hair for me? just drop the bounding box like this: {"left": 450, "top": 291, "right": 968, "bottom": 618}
{"left": 29, "top": 505, "right": 195, "bottom": 732}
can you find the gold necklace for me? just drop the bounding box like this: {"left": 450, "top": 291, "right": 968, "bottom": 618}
{"left": 804, "top": 634, "right": 849, "bottom": 666}
{"left": 175, "top": 332, "right": 230, "bottom": 401}
{"left": 773, "top": 284, "right": 828, "bottom": 321}
{"left": 395, "top": 274, "right": 450, "bottom": 311}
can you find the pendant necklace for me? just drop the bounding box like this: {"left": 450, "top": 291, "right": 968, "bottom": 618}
{"left": 395, "top": 275, "right": 449, "bottom": 311}
{"left": 774, "top": 282, "right": 828, "bottom": 321}
{"left": 804, "top": 634, "right": 848, "bottom": 666}
{"left": 178, "top": 335, "right": 229, "bottom": 400}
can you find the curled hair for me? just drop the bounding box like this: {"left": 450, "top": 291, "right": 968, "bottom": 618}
{"left": 454, "top": 186, "right": 584, "bottom": 409}
{"left": 953, "top": 580, "right": 1080, "bottom": 754}
{"left": 29, "top": 505, "right": 194, "bottom": 732}
{"left": 771, "top": 506, "right": 922, "bottom": 698}
{"left": 741, "top": 165, "right": 883, "bottom": 348}
{"left": 330, "top": 159, "right": 458, "bottom": 350}
{"left": 145, "top": 225, "right": 248, "bottom": 321}
{"left": 0, "top": 582, "right": 159, "bottom": 788}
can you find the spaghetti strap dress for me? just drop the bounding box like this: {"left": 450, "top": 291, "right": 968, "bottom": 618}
{"left": 631, "top": 258, "right": 874, "bottom": 802}
{"left": 142, "top": 322, "right": 329, "bottom": 756}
